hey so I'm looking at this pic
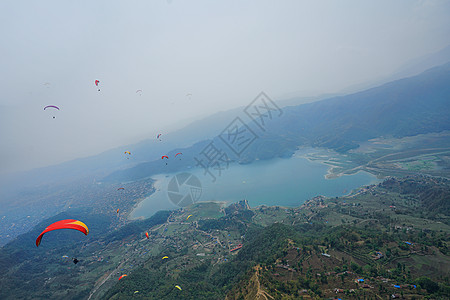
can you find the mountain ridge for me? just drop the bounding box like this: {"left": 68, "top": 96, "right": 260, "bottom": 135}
{"left": 104, "top": 62, "right": 450, "bottom": 183}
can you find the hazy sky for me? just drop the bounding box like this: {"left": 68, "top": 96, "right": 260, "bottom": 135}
{"left": 1, "top": 0, "right": 449, "bottom": 175}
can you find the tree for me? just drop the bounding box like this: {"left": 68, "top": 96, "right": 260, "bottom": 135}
{"left": 415, "top": 276, "right": 439, "bottom": 294}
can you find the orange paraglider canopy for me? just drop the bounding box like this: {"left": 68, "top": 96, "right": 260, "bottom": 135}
{"left": 35, "top": 219, "right": 89, "bottom": 247}
{"left": 118, "top": 274, "right": 127, "bottom": 281}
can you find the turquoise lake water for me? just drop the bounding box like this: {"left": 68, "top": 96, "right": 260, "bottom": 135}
{"left": 130, "top": 152, "right": 378, "bottom": 219}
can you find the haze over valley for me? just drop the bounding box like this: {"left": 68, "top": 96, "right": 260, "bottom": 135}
{"left": 0, "top": 1, "right": 449, "bottom": 299}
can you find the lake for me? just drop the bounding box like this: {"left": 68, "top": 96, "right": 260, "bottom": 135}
{"left": 130, "top": 150, "right": 378, "bottom": 219}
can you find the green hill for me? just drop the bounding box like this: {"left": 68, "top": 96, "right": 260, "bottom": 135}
{"left": 0, "top": 176, "right": 448, "bottom": 299}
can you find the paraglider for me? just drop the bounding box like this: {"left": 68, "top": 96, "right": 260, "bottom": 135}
{"left": 95, "top": 80, "right": 100, "bottom": 91}
{"left": 162, "top": 155, "right": 169, "bottom": 165}
{"left": 43, "top": 105, "right": 60, "bottom": 119}
{"left": 124, "top": 151, "right": 131, "bottom": 159}
{"left": 117, "top": 187, "right": 125, "bottom": 190}
{"left": 175, "top": 152, "right": 183, "bottom": 160}
{"left": 116, "top": 209, "right": 120, "bottom": 214}
{"left": 162, "top": 256, "right": 168, "bottom": 260}
{"left": 175, "top": 285, "right": 182, "bottom": 291}
{"left": 136, "top": 89, "right": 142, "bottom": 96}
{"left": 145, "top": 232, "right": 149, "bottom": 239}
{"left": 134, "top": 291, "right": 139, "bottom": 294}
{"left": 186, "top": 215, "right": 192, "bottom": 221}
{"left": 230, "top": 244, "right": 243, "bottom": 252}
{"left": 118, "top": 274, "right": 127, "bottom": 281}
{"left": 36, "top": 219, "right": 89, "bottom": 247}
{"left": 72, "top": 258, "right": 79, "bottom": 264}
{"left": 186, "top": 93, "right": 192, "bottom": 100}
{"left": 44, "top": 105, "right": 60, "bottom": 110}
{"left": 157, "top": 133, "right": 162, "bottom": 141}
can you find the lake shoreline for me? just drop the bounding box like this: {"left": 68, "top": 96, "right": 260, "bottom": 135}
{"left": 129, "top": 149, "right": 378, "bottom": 219}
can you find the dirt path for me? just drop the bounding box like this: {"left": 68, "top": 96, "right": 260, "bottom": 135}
{"left": 253, "top": 265, "right": 274, "bottom": 300}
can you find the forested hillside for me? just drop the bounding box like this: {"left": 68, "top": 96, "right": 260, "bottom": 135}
{"left": 1, "top": 176, "right": 447, "bottom": 299}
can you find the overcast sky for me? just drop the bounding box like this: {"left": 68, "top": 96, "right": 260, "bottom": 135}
{"left": 0, "top": 0, "right": 449, "bottom": 175}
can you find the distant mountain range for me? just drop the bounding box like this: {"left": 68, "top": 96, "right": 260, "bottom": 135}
{"left": 104, "top": 62, "right": 450, "bottom": 182}
{"left": 339, "top": 43, "right": 450, "bottom": 94}
{"left": 2, "top": 44, "right": 449, "bottom": 190}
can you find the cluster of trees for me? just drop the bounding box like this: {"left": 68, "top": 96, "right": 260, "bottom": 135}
{"left": 380, "top": 176, "right": 450, "bottom": 222}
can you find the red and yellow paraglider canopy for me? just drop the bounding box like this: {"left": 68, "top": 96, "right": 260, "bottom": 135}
{"left": 35, "top": 219, "right": 89, "bottom": 247}
{"left": 119, "top": 274, "right": 127, "bottom": 281}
